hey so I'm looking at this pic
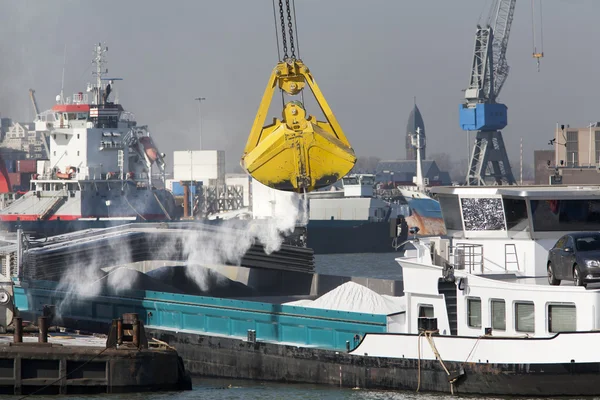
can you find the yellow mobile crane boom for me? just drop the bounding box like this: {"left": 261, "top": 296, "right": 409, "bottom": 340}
{"left": 241, "top": 0, "right": 356, "bottom": 193}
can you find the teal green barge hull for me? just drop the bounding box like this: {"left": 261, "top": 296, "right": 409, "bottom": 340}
{"left": 13, "top": 280, "right": 387, "bottom": 351}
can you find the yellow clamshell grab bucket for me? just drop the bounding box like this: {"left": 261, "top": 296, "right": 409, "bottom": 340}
{"left": 241, "top": 60, "right": 356, "bottom": 193}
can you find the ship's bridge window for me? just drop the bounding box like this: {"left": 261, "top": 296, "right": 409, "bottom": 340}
{"left": 467, "top": 297, "right": 482, "bottom": 328}
{"left": 530, "top": 199, "right": 600, "bottom": 231}
{"left": 77, "top": 113, "right": 88, "bottom": 120}
{"left": 548, "top": 304, "right": 576, "bottom": 333}
{"left": 503, "top": 198, "right": 529, "bottom": 231}
{"left": 437, "top": 194, "right": 462, "bottom": 231}
{"left": 67, "top": 113, "right": 76, "bottom": 120}
{"left": 343, "top": 177, "right": 359, "bottom": 185}
{"left": 418, "top": 304, "right": 434, "bottom": 318}
{"left": 515, "top": 302, "right": 535, "bottom": 333}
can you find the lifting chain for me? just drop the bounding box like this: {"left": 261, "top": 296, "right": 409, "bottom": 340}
{"left": 276, "top": 0, "right": 296, "bottom": 61}
{"left": 278, "top": 0, "right": 288, "bottom": 60}
{"left": 285, "top": 0, "right": 296, "bottom": 59}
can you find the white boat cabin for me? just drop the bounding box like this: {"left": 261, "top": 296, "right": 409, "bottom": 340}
{"left": 388, "top": 185, "right": 600, "bottom": 339}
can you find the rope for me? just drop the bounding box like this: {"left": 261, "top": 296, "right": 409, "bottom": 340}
{"left": 153, "top": 192, "right": 172, "bottom": 220}
{"left": 462, "top": 335, "right": 484, "bottom": 365}
{"left": 417, "top": 330, "right": 456, "bottom": 395}
{"left": 271, "top": 0, "right": 282, "bottom": 61}
{"left": 151, "top": 337, "right": 177, "bottom": 351}
{"left": 416, "top": 331, "right": 424, "bottom": 392}
{"left": 123, "top": 195, "right": 146, "bottom": 221}
{"left": 18, "top": 346, "right": 110, "bottom": 399}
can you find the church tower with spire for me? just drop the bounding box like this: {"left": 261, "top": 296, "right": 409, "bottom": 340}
{"left": 406, "top": 99, "right": 426, "bottom": 160}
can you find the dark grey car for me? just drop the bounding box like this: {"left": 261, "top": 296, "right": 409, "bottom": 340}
{"left": 547, "top": 232, "right": 600, "bottom": 287}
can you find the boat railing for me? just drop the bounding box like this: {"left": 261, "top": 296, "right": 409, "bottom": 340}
{"left": 452, "top": 243, "right": 483, "bottom": 273}
{"left": 450, "top": 243, "right": 516, "bottom": 274}
{"left": 71, "top": 93, "right": 89, "bottom": 104}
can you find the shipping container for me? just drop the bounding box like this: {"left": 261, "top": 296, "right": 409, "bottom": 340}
{"left": 170, "top": 181, "right": 200, "bottom": 196}
{"left": 7, "top": 172, "right": 20, "bottom": 186}
{"left": 7, "top": 172, "right": 32, "bottom": 191}
{"left": 17, "top": 159, "right": 37, "bottom": 173}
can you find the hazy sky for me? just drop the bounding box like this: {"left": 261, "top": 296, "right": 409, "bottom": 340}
{"left": 0, "top": 0, "right": 595, "bottom": 172}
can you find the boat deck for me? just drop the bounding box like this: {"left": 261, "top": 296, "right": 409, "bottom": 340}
{"left": 482, "top": 274, "right": 600, "bottom": 289}
{"left": 0, "top": 332, "right": 107, "bottom": 347}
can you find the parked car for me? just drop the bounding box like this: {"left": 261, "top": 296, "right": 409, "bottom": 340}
{"left": 547, "top": 232, "right": 600, "bottom": 287}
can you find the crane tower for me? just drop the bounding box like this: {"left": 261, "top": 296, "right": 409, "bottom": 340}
{"left": 460, "top": 0, "right": 516, "bottom": 186}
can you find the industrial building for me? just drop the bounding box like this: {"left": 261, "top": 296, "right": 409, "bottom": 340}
{"left": 535, "top": 123, "right": 600, "bottom": 185}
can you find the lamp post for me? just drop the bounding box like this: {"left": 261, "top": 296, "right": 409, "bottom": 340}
{"left": 589, "top": 123, "right": 595, "bottom": 167}
{"left": 194, "top": 97, "right": 206, "bottom": 151}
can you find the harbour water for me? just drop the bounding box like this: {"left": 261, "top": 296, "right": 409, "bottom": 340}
{"left": 14, "top": 377, "right": 576, "bottom": 399}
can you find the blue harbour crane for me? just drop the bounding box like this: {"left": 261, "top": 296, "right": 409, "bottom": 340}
{"left": 460, "top": 0, "right": 516, "bottom": 186}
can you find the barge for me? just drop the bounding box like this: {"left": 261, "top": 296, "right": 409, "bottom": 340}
{"left": 10, "top": 185, "right": 600, "bottom": 396}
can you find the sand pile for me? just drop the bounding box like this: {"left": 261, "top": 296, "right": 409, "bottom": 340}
{"left": 285, "top": 281, "right": 405, "bottom": 315}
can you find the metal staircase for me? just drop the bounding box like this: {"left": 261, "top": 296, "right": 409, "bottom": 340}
{"left": 438, "top": 279, "right": 458, "bottom": 336}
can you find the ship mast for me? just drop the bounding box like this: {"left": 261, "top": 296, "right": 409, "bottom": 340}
{"left": 91, "top": 43, "right": 108, "bottom": 104}
{"left": 412, "top": 127, "right": 425, "bottom": 192}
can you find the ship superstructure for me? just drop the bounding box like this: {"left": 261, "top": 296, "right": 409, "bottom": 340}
{"left": 0, "top": 43, "right": 176, "bottom": 225}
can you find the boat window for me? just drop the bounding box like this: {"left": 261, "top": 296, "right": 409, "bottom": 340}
{"left": 68, "top": 113, "right": 76, "bottom": 120}
{"left": 461, "top": 198, "right": 506, "bottom": 231}
{"left": 515, "top": 302, "right": 535, "bottom": 333}
{"left": 77, "top": 113, "right": 88, "bottom": 120}
{"left": 437, "top": 194, "right": 462, "bottom": 230}
{"left": 343, "top": 177, "right": 359, "bottom": 185}
{"left": 548, "top": 304, "right": 576, "bottom": 333}
{"left": 491, "top": 299, "right": 506, "bottom": 330}
{"left": 467, "top": 298, "right": 482, "bottom": 328}
{"left": 418, "top": 304, "right": 434, "bottom": 318}
{"left": 361, "top": 176, "right": 375, "bottom": 185}
{"left": 530, "top": 200, "right": 600, "bottom": 231}
{"left": 575, "top": 235, "right": 600, "bottom": 251}
{"left": 503, "top": 198, "right": 529, "bottom": 231}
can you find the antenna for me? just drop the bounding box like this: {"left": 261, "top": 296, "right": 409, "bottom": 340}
{"left": 91, "top": 43, "right": 109, "bottom": 104}
{"left": 60, "top": 45, "right": 67, "bottom": 104}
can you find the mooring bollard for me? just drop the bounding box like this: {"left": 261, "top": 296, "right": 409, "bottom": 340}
{"left": 133, "top": 319, "right": 140, "bottom": 348}
{"left": 117, "top": 318, "right": 123, "bottom": 345}
{"left": 13, "top": 317, "right": 22, "bottom": 343}
{"left": 38, "top": 316, "right": 48, "bottom": 343}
